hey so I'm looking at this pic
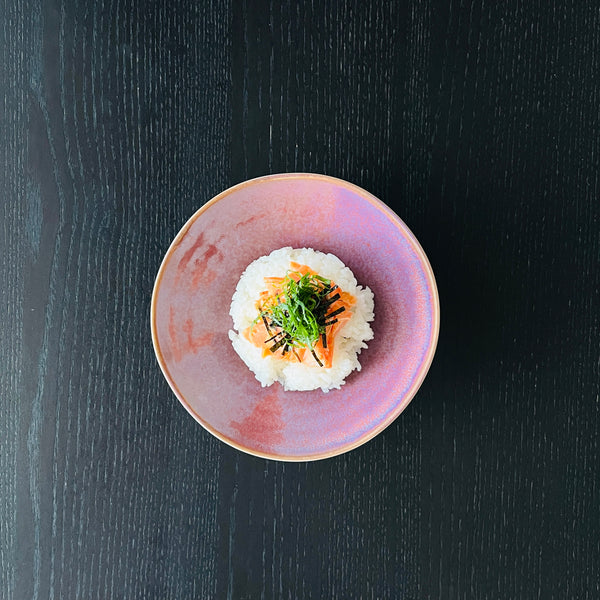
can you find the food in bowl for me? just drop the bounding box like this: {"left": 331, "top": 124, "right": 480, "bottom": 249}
{"left": 228, "top": 247, "right": 374, "bottom": 392}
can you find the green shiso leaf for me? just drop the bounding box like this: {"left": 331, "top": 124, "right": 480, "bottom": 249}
{"left": 257, "top": 271, "right": 334, "bottom": 350}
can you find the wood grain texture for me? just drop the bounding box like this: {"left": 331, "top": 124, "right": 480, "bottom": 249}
{"left": 225, "top": 0, "right": 600, "bottom": 598}
{"left": 1, "top": 1, "right": 27, "bottom": 598}
{"left": 3, "top": 0, "right": 230, "bottom": 598}
{"left": 2, "top": 0, "right": 599, "bottom": 599}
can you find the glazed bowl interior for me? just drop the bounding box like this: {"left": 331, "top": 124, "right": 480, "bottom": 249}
{"left": 151, "top": 173, "right": 439, "bottom": 461}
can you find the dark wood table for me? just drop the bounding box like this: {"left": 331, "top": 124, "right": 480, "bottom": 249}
{"left": 3, "top": 1, "right": 599, "bottom": 598}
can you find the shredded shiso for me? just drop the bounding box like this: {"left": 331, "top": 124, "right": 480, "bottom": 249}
{"left": 256, "top": 272, "right": 346, "bottom": 366}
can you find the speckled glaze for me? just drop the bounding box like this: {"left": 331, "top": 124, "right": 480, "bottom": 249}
{"left": 151, "top": 173, "right": 439, "bottom": 461}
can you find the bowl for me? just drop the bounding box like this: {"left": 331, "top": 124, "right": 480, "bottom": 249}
{"left": 151, "top": 173, "right": 439, "bottom": 461}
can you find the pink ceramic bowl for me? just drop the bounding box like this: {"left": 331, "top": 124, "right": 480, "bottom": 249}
{"left": 151, "top": 173, "right": 439, "bottom": 461}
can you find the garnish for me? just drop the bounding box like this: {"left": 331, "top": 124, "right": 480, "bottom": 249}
{"left": 255, "top": 271, "right": 347, "bottom": 366}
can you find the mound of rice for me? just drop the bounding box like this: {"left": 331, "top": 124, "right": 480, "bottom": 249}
{"left": 228, "top": 247, "right": 375, "bottom": 392}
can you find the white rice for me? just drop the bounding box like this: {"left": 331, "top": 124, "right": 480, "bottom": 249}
{"left": 228, "top": 247, "right": 374, "bottom": 392}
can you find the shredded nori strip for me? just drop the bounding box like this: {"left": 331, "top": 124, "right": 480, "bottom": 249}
{"left": 261, "top": 314, "right": 272, "bottom": 334}
{"left": 321, "top": 292, "right": 340, "bottom": 307}
{"left": 324, "top": 305, "right": 346, "bottom": 320}
{"left": 310, "top": 348, "right": 323, "bottom": 367}
{"left": 269, "top": 336, "right": 288, "bottom": 352}
{"left": 264, "top": 330, "right": 285, "bottom": 344}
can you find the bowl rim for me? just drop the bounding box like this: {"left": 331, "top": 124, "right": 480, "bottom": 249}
{"left": 150, "top": 172, "right": 440, "bottom": 461}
